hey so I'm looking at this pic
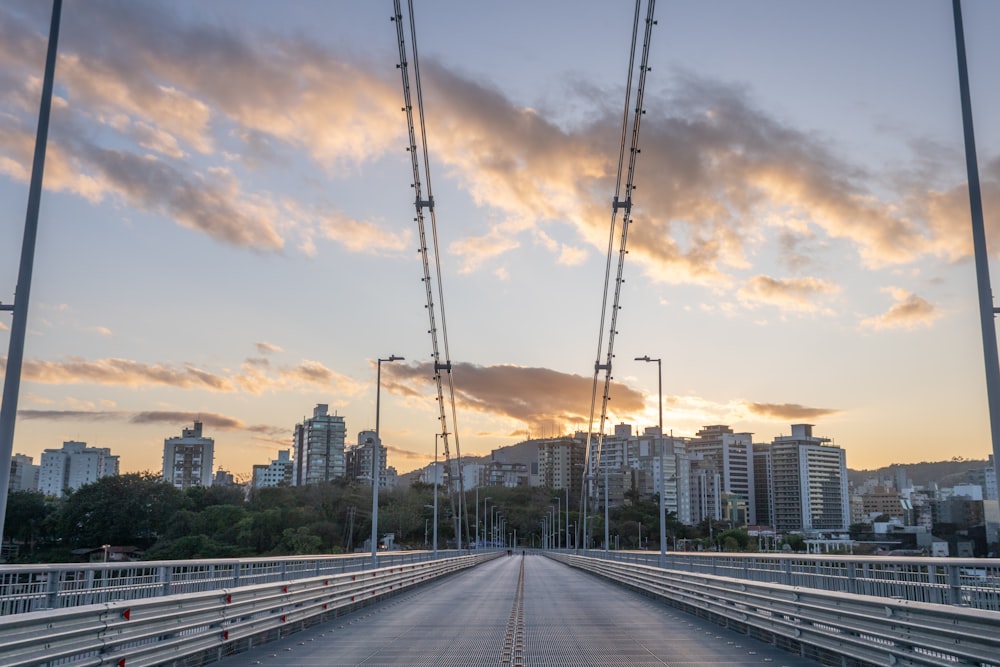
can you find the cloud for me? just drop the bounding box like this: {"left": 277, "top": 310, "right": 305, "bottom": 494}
{"left": 384, "top": 361, "right": 645, "bottom": 434}
{"left": 0, "top": 2, "right": 404, "bottom": 255}
{"left": 736, "top": 274, "right": 840, "bottom": 313}
{"left": 18, "top": 409, "right": 124, "bottom": 421}
{"left": 2, "top": 353, "right": 361, "bottom": 396}
{"left": 129, "top": 411, "right": 245, "bottom": 429}
{"left": 419, "top": 65, "right": 937, "bottom": 284}
{"left": 282, "top": 360, "right": 334, "bottom": 385}
{"left": 385, "top": 445, "right": 425, "bottom": 461}
{"left": 5, "top": 356, "right": 235, "bottom": 391}
{"left": 77, "top": 146, "right": 287, "bottom": 250}
{"left": 18, "top": 407, "right": 283, "bottom": 435}
{"left": 860, "top": 287, "right": 941, "bottom": 331}
{"left": 255, "top": 342, "right": 283, "bottom": 355}
{"left": 744, "top": 402, "right": 841, "bottom": 421}
{"left": 2, "top": 1, "right": 990, "bottom": 286}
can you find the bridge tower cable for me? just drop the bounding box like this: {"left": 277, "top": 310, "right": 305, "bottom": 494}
{"left": 391, "top": 0, "right": 471, "bottom": 550}
{"left": 580, "top": 0, "right": 657, "bottom": 552}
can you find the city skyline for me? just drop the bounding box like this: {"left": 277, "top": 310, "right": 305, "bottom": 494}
{"left": 4, "top": 1, "right": 1000, "bottom": 477}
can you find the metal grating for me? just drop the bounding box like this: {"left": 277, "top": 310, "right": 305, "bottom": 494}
{"left": 217, "top": 553, "right": 819, "bottom": 666}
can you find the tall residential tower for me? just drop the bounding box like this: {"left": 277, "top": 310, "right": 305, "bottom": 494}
{"left": 162, "top": 422, "right": 214, "bottom": 489}
{"left": 293, "top": 404, "right": 346, "bottom": 486}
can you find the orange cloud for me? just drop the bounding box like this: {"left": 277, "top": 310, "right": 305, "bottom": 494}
{"left": 1, "top": 353, "right": 361, "bottom": 396}
{"left": 736, "top": 274, "right": 840, "bottom": 313}
{"left": 384, "top": 361, "right": 645, "bottom": 434}
{"left": 744, "top": 402, "right": 841, "bottom": 421}
{"left": 18, "top": 407, "right": 284, "bottom": 437}
{"left": 860, "top": 287, "right": 941, "bottom": 331}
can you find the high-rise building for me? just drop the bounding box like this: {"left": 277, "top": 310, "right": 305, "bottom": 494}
{"left": 766, "top": 424, "right": 849, "bottom": 533}
{"left": 538, "top": 437, "right": 585, "bottom": 495}
{"left": 162, "top": 422, "right": 214, "bottom": 489}
{"left": 347, "top": 431, "right": 396, "bottom": 490}
{"left": 585, "top": 424, "right": 631, "bottom": 504}
{"left": 10, "top": 453, "right": 40, "bottom": 492}
{"left": 293, "top": 404, "right": 346, "bottom": 486}
{"left": 624, "top": 428, "right": 690, "bottom": 525}
{"left": 752, "top": 442, "right": 775, "bottom": 528}
{"left": 986, "top": 455, "right": 997, "bottom": 501}
{"left": 252, "top": 449, "right": 294, "bottom": 488}
{"left": 38, "top": 441, "right": 119, "bottom": 497}
{"left": 687, "top": 425, "right": 755, "bottom": 526}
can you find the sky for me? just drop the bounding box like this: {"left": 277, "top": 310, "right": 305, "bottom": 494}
{"left": 3, "top": 0, "right": 1000, "bottom": 480}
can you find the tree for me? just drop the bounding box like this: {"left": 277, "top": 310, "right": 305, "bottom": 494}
{"left": 3, "top": 491, "right": 53, "bottom": 548}
{"left": 56, "top": 473, "right": 185, "bottom": 547}
{"left": 781, "top": 534, "right": 806, "bottom": 552}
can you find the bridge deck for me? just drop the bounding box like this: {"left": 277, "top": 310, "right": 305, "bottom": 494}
{"left": 222, "top": 553, "right": 817, "bottom": 666}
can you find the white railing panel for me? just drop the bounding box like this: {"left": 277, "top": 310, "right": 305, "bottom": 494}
{"left": 0, "top": 552, "right": 499, "bottom": 667}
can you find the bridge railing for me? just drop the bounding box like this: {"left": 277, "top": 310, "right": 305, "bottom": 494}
{"left": 574, "top": 549, "right": 1000, "bottom": 610}
{"left": 0, "top": 551, "right": 500, "bottom": 667}
{"left": 0, "top": 549, "right": 463, "bottom": 615}
{"left": 550, "top": 552, "right": 1000, "bottom": 667}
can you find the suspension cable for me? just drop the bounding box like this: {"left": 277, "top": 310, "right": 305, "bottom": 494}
{"left": 581, "top": 0, "right": 657, "bottom": 551}
{"left": 391, "top": 0, "right": 470, "bottom": 550}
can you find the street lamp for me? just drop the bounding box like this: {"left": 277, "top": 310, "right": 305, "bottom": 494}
{"left": 557, "top": 495, "right": 561, "bottom": 550}
{"left": 483, "top": 496, "right": 491, "bottom": 548}
{"left": 433, "top": 433, "right": 440, "bottom": 556}
{"left": 635, "top": 354, "right": 667, "bottom": 567}
{"left": 372, "top": 354, "right": 404, "bottom": 566}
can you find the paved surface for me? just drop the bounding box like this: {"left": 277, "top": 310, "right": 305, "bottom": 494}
{"left": 224, "top": 553, "right": 819, "bottom": 666}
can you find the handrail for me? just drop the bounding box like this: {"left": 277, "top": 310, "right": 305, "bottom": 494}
{"left": 0, "top": 551, "right": 500, "bottom": 667}
{"left": 574, "top": 549, "right": 1000, "bottom": 610}
{"left": 0, "top": 549, "right": 464, "bottom": 615}
{"left": 549, "top": 552, "right": 1000, "bottom": 667}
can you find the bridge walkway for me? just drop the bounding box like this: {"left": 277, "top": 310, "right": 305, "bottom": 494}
{"left": 222, "top": 552, "right": 818, "bottom": 666}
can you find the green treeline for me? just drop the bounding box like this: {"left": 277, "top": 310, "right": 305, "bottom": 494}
{"left": 3, "top": 473, "right": 753, "bottom": 563}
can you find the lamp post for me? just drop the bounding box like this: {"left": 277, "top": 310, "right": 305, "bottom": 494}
{"left": 433, "top": 433, "right": 439, "bottom": 556}
{"left": 551, "top": 496, "right": 561, "bottom": 550}
{"left": 371, "top": 354, "right": 403, "bottom": 567}
{"left": 565, "top": 486, "right": 570, "bottom": 553}
{"left": 483, "top": 496, "right": 491, "bottom": 547}
{"left": 636, "top": 355, "right": 667, "bottom": 567}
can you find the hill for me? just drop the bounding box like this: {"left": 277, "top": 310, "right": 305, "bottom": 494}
{"left": 848, "top": 458, "right": 990, "bottom": 489}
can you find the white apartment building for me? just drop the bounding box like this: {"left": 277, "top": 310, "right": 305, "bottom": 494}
{"left": 162, "top": 422, "right": 214, "bottom": 489}
{"left": 10, "top": 453, "right": 39, "bottom": 492}
{"left": 585, "top": 425, "right": 631, "bottom": 503}
{"left": 293, "top": 404, "right": 346, "bottom": 486}
{"left": 38, "top": 441, "right": 119, "bottom": 497}
{"left": 767, "top": 424, "right": 849, "bottom": 532}
{"left": 687, "top": 425, "right": 756, "bottom": 526}
{"left": 420, "top": 460, "right": 445, "bottom": 486}
{"left": 252, "top": 449, "right": 294, "bottom": 488}
{"left": 627, "top": 428, "right": 691, "bottom": 525}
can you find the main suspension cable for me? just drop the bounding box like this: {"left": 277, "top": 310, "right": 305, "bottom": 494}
{"left": 581, "top": 0, "right": 657, "bottom": 551}
{"left": 391, "top": 0, "right": 470, "bottom": 550}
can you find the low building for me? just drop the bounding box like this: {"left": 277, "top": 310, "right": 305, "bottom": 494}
{"left": 252, "top": 449, "right": 294, "bottom": 488}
